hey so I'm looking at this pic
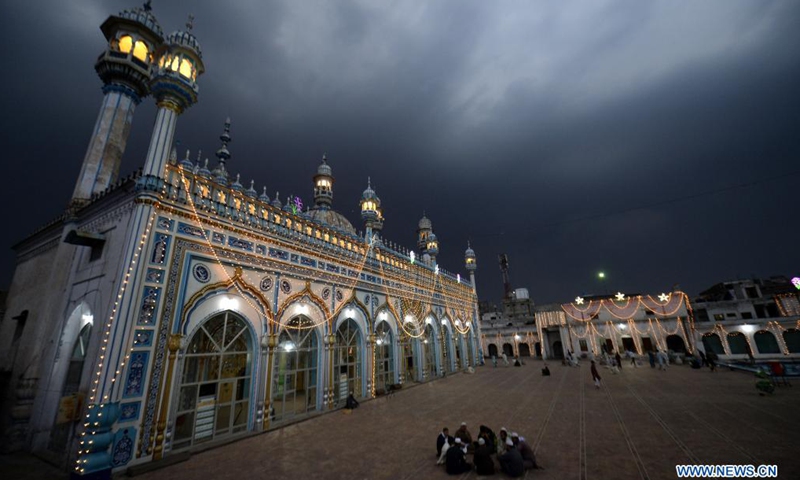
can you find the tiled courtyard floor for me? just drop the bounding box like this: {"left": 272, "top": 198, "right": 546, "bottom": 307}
{"left": 134, "top": 361, "right": 800, "bottom": 480}
{"left": 4, "top": 361, "right": 797, "bottom": 480}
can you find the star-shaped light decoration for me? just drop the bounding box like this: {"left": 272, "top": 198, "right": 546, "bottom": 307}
{"left": 615, "top": 292, "right": 626, "bottom": 301}
{"left": 575, "top": 296, "right": 585, "bottom": 305}
{"left": 658, "top": 293, "right": 670, "bottom": 302}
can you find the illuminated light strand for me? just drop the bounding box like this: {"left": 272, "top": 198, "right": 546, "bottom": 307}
{"left": 179, "top": 166, "right": 372, "bottom": 331}
{"left": 75, "top": 210, "right": 157, "bottom": 472}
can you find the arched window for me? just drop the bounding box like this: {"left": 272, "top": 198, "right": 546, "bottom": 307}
{"left": 179, "top": 57, "right": 193, "bottom": 79}
{"left": 333, "top": 318, "right": 362, "bottom": 402}
{"left": 754, "top": 330, "right": 781, "bottom": 354}
{"left": 783, "top": 329, "right": 800, "bottom": 353}
{"left": 173, "top": 312, "right": 252, "bottom": 450}
{"left": 487, "top": 344, "right": 498, "bottom": 358}
{"left": 727, "top": 332, "right": 751, "bottom": 355}
{"left": 272, "top": 318, "right": 319, "bottom": 422}
{"left": 133, "top": 40, "right": 149, "bottom": 62}
{"left": 118, "top": 35, "right": 133, "bottom": 54}
{"left": 374, "top": 321, "right": 394, "bottom": 394}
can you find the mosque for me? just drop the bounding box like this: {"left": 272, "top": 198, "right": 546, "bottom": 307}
{"left": 0, "top": 3, "right": 481, "bottom": 475}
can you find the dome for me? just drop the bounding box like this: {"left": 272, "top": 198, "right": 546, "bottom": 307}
{"left": 317, "top": 155, "right": 332, "bottom": 177}
{"left": 418, "top": 214, "right": 432, "bottom": 230}
{"left": 166, "top": 29, "right": 202, "bottom": 58}
{"left": 118, "top": 2, "right": 164, "bottom": 39}
{"left": 258, "top": 187, "right": 270, "bottom": 203}
{"left": 306, "top": 208, "right": 357, "bottom": 235}
{"left": 465, "top": 246, "right": 475, "bottom": 257}
{"left": 361, "top": 177, "right": 380, "bottom": 202}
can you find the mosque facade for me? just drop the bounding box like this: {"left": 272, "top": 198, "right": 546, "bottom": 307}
{"left": 0, "top": 3, "right": 481, "bottom": 475}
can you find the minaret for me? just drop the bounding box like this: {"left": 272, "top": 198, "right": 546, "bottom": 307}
{"left": 360, "top": 177, "right": 384, "bottom": 244}
{"left": 139, "top": 14, "right": 205, "bottom": 191}
{"left": 71, "top": 1, "right": 164, "bottom": 207}
{"left": 417, "top": 213, "right": 432, "bottom": 256}
{"left": 465, "top": 242, "right": 477, "bottom": 295}
{"left": 313, "top": 154, "right": 334, "bottom": 209}
{"left": 417, "top": 214, "right": 438, "bottom": 265}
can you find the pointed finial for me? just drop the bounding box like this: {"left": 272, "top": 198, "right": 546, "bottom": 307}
{"left": 322, "top": 153, "right": 327, "bottom": 163}
{"left": 367, "top": 176, "right": 371, "bottom": 188}
{"left": 143, "top": 1, "right": 152, "bottom": 12}
{"left": 236, "top": 173, "right": 240, "bottom": 183}
{"left": 250, "top": 180, "right": 255, "bottom": 189}
{"left": 186, "top": 14, "right": 195, "bottom": 31}
{"left": 203, "top": 158, "right": 209, "bottom": 168}
{"left": 184, "top": 149, "right": 190, "bottom": 161}
{"left": 196, "top": 149, "right": 202, "bottom": 163}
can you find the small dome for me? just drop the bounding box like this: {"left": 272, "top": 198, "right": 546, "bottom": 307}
{"left": 418, "top": 214, "right": 432, "bottom": 230}
{"left": 118, "top": 2, "right": 164, "bottom": 39}
{"left": 271, "top": 193, "right": 282, "bottom": 209}
{"left": 361, "top": 177, "right": 380, "bottom": 202}
{"left": 307, "top": 208, "right": 356, "bottom": 235}
{"left": 231, "top": 174, "right": 243, "bottom": 191}
{"left": 428, "top": 233, "right": 438, "bottom": 243}
{"left": 317, "top": 155, "right": 332, "bottom": 177}
{"left": 166, "top": 29, "right": 202, "bottom": 58}
{"left": 259, "top": 186, "right": 270, "bottom": 203}
{"left": 465, "top": 246, "right": 475, "bottom": 257}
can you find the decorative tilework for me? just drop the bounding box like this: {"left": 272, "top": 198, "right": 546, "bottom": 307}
{"left": 228, "top": 236, "right": 254, "bottom": 252}
{"left": 192, "top": 263, "right": 210, "bottom": 283}
{"left": 137, "top": 287, "right": 161, "bottom": 326}
{"left": 150, "top": 234, "right": 170, "bottom": 265}
{"left": 177, "top": 222, "right": 206, "bottom": 238}
{"left": 133, "top": 329, "right": 154, "bottom": 347}
{"left": 256, "top": 245, "right": 266, "bottom": 255}
{"left": 260, "top": 276, "right": 273, "bottom": 292}
{"left": 268, "top": 248, "right": 289, "bottom": 260}
{"left": 156, "top": 216, "right": 174, "bottom": 231}
{"left": 336, "top": 290, "right": 344, "bottom": 302}
{"left": 326, "top": 264, "right": 339, "bottom": 273}
{"left": 119, "top": 401, "right": 141, "bottom": 422}
{"left": 112, "top": 427, "right": 136, "bottom": 467}
{"left": 280, "top": 280, "right": 291, "bottom": 294}
{"left": 322, "top": 288, "right": 331, "bottom": 301}
{"left": 212, "top": 232, "right": 225, "bottom": 244}
{"left": 290, "top": 253, "right": 299, "bottom": 263}
{"left": 145, "top": 268, "right": 164, "bottom": 284}
{"left": 300, "top": 257, "right": 316, "bottom": 267}
{"left": 123, "top": 351, "right": 149, "bottom": 398}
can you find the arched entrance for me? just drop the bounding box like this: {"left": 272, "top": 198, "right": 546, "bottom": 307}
{"left": 534, "top": 342, "right": 541, "bottom": 357}
{"left": 488, "top": 344, "right": 498, "bottom": 357}
{"left": 49, "top": 321, "right": 93, "bottom": 452}
{"left": 702, "top": 334, "right": 724, "bottom": 355}
{"left": 423, "top": 323, "right": 437, "bottom": 379}
{"left": 333, "top": 318, "right": 363, "bottom": 403}
{"left": 551, "top": 341, "right": 564, "bottom": 359}
{"left": 784, "top": 329, "right": 800, "bottom": 353}
{"left": 666, "top": 335, "right": 686, "bottom": 353}
{"left": 754, "top": 330, "right": 780, "bottom": 354}
{"left": 374, "top": 321, "right": 394, "bottom": 394}
{"left": 621, "top": 337, "right": 635, "bottom": 353}
{"left": 502, "top": 343, "right": 514, "bottom": 357}
{"left": 402, "top": 336, "right": 419, "bottom": 383}
{"left": 518, "top": 343, "right": 531, "bottom": 357}
{"left": 454, "top": 336, "right": 462, "bottom": 369}
{"left": 272, "top": 317, "right": 320, "bottom": 423}
{"left": 173, "top": 312, "right": 253, "bottom": 449}
{"left": 727, "top": 332, "right": 751, "bottom": 355}
{"left": 641, "top": 337, "right": 654, "bottom": 353}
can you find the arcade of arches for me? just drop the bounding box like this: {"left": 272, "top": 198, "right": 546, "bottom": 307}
{"left": 168, "top": 307, "right": 479, "bottom": 452}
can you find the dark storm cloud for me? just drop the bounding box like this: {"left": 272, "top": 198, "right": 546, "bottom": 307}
{"left": 2, "top": 0, "right": 799, "bottom": 304}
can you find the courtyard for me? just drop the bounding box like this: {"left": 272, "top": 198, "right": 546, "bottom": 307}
{"left": 127, "top": 360, "right": 799, "bottom": 480}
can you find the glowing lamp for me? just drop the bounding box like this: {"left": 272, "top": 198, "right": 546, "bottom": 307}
{"left": 598, "top": 272, "right": 605, "bottom": 279}
{"left": 741, "top": 324, "right": 754, "bottom": 333}
{"left": 792, "top": 277, "right": 800, "bottom": 290}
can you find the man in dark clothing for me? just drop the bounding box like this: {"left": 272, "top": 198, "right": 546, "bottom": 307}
{"left": 499, "top": 438, "right": 524, "bottom": 477}
{"left": 437, "top": 427, "right": 453, "bottom": 457}
{"left": 615, "top": 352, "right": 622, "bottom": 370}
{"left": 698, "top": 350, "right": 707, "bottom": 367}
{"left": 345, "top": 392, "right": 359, "bottom": 409}
{"left": 473, "top": 437, "right": 495, "bottom": 475}
{"left": 446, "top": 439, "right": 472, "bottom": 475}
{"left": 512, "top": 433, "right": 541, "bottom": 470}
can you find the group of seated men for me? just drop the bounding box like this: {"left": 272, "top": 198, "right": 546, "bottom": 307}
{"left": 436, "top": 422, "right": 543, "bottom": 477}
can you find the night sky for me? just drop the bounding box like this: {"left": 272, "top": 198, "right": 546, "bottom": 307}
{"left": 2, "top": 1, "right": 799, "bottom": 304}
